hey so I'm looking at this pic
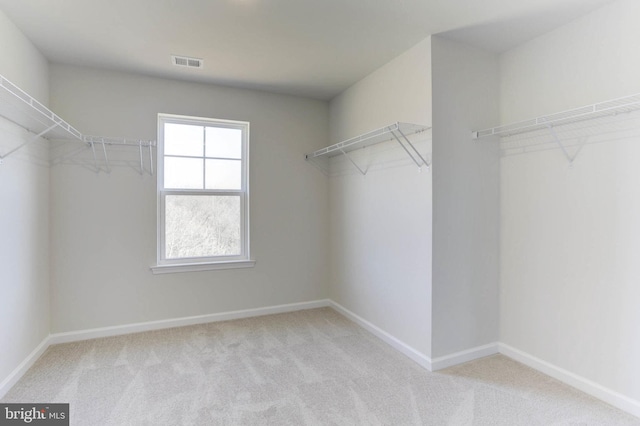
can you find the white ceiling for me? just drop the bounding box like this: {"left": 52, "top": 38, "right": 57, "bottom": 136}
{"left": 0, "top": 0, "right": 616, "bottom": 100}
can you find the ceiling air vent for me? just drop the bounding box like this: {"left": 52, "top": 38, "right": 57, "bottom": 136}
{"left": 171, "top": 55, "right": 204, "bottom": 69}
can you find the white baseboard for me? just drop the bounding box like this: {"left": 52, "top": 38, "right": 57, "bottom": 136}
{"left": 431, "top": 342, "right": 499, "bottom": 371}
{"left": 3, "top": 301, "right": 639, "bottom": 420}
{"left": 49, "top": 299, "right": 331, "bottom": 345}
{"left": 0, "top": 299, "right": 330, "bottom": 398}
{"left": 499, "top": 343, "right": 640, "bottom": 419}
{"left": 328, "top": 300, "right": 433, "bottom": 370}
{"left": 0, "top": 336, "right": 51, "bottom": 399}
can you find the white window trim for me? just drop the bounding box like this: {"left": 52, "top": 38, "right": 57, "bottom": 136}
{"left": 151, "top": 113, "right": 253, "bottom": 273}
{"left": 150, "top": 260, "right": 256, "bottom": 275}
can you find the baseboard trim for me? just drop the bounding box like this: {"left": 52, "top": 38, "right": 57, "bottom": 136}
{"left": 327, "top": 300, "right": 433, "bottom": 370}
{"left": 49, "top": 299, "right": 331, "bottom": 345}
{"left": 1, "top": 300, "right": 330, "bottom": 398}
{"left": 3, "top": 303, "right": 639, "bottom": 420}
{"left": 499, "top": 343, "right": 640, "bottom": 419}
{"left": 6, "top": 300, "right": 433, "bottom": 399}
{"left": 0, "top": 335, "right": 51, "bottom": 399}
{"left": 431, "top": 342, "right": 499, "bottom": 371}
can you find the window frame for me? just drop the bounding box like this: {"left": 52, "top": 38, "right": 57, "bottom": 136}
{"left": 152, "top": 113, "right": 253, "bottom": 274}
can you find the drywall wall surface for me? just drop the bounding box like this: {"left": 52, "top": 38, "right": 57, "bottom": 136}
{"left": 49, "top": 64, "right": 329, "bottom": 332}
{"left": 328, "top": 38, "right": 432, "bottom": 356}
{"left": 500, "top": 0, "right": 640, "bottom": 402}
{"left": 431, "top": 37, "right": 500, "bottom": 358}
{"left": 0, "top": 11, "right": 50, "bottom": 389}
{"left": 500, "top": 0, "right": 640, "bottom": 124}
{"left": 0, "top": 126, "right": 50, "bottom": 390}
{"left": 0, "top": 9, "right": 49, "bottom": 104}
{"left": 329, "top": 37, "right": 432, "bottom": 145}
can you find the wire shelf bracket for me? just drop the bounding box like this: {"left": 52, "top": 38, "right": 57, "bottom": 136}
{"left": 542, "top": 121, "right": 586, "bottom": 166}
{"left": 0, "top": 122, "right": 59, "bottom": 162}
{"left": 391, "top": 127, "right": 431, "bottom": 171}
{"left": 305, "top": 122, "right": 431, "bottom": 175}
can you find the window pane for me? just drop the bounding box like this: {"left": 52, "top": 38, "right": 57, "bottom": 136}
{"left": 205, "top": 159, "right": 241, "bottom": 190}
{"left": 205, "top": 127, "right": 242, "bottom": 159}
{"left": 165, "top": 195, "right": 241, "bottom": 258}
{"left": 164, "top": 157, "right": 203, "bottom": 189}
{"left": 165, "top": 123, "right": 203, "bottom": 157}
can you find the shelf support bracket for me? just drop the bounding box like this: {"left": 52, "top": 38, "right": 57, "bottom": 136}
{"left": 390, "top": 129, "right": 429, "bottom": 170}
{"left": 138, "top": 141, "right": 145, "bottom": 175}
{"left": 0, "top": 122, "right": 59, "bottom": 161}
{"left": 397, "top": 128, "right": 430, "bottom": 170}
{"left": 101, "top": 139, "right": 111, "bottom": 173}
{"left": 148, "top": 144, "right": 154, "bottom": 176}
{"left": 89, "top": 140, "right": 99, "bottom": 171}
{"left": 543, "top": 122, "right": 579, "bottom": 165}
{"left": 339, "top": 148, "right": 367, "bottom": 175}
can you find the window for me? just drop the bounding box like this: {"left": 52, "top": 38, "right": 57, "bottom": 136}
{"left": 152, "top": 114, "right": 253, "bottom": 273}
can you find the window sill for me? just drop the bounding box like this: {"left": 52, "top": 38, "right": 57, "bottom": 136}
{"left": 150, "top": 260, "right": 256, "bottom": 275}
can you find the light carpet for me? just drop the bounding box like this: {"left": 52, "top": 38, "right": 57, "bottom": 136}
{"left": 2, "top": 308, "right": 639, "bottom": 425}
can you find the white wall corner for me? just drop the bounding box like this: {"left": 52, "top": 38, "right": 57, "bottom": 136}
{"left": 430, "top": 342, "right": 500, "bottom": 371}
{"left": 499, "top": 343, "right": 640, "bottom": 419}
{"left": 328, "top": 300, "right": 433, "bottom": 371}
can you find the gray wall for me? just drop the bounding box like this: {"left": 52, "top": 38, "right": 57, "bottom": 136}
{"left": 48, "top": 64, "right": 330, "bottom": 332}
{"left": 328, "top": 38, "right": 432, "bottom": 356}
{"left": 0, "top": 9, "right": 50, "bottom": 389}
{"left": 499, "top": 0, "right": 640, "bottom": 402}
{"left": 431, "top": 37, "right": 500, "bottom": 358}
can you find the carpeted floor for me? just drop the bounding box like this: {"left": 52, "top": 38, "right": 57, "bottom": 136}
{"left": 2, "top": 308, "right": 639, "bottom": 425}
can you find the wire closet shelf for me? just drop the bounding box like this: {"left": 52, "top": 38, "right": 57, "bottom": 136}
{"left": 305, "top": 122, "right": 431, "bottom": 175}
{"left": 0, "top": 74, "right": 82, "bottom": 162}
{"left": 472, "top": 92, "right": 640, "bottom": 139}
{"left": 0, "top": 73, "right": 155, "bottom": 173}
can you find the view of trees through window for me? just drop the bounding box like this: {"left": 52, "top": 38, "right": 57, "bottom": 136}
{"left": 165, "top": 195, "right": 241, "bottom": 258}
